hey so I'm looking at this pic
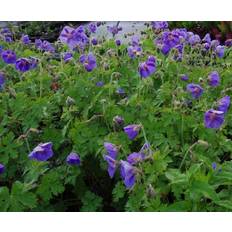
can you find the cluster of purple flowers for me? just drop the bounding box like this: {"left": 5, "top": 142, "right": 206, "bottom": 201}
{"left": 151, "top": 21, "right": 169, "bottom": 30}
{"left": 204, "top": 96, "right": 230, "bottom": 129}
{"left": 59, "top": 25, "right": 89, "bottom": 50}
{"left": 127, "top": 36, "right": 142, "bottom": 59}
{"left": 28, "top": 142, "right": 81, "bottom": 166}
{"left": 138, "top": 55, "right": 156, "bottom": 78}
{"left": 35, "top": 39, "right": 55, "bottom": 53}
{"left": 88, "top": 22, "right": 97, "bottom": 33}
{"left": 155, "top": 28, "right": 186, "bottom": 57}
{"left": 155, "top": 28, "right": 226, "bottom": 60}
{"left": 0, "top": 27, "right": 13, "bottom": 42}
{"left": 79, "top": 53, "right": 97, "bottom": 72}
{"left": 104, "top": 141, "right": 150, "bottom": 189}
{"left": 1, "top": 49, "right": 38, "bottom": 72}
{"left": 107, "top": 24, "right": 122, "bottom": 37}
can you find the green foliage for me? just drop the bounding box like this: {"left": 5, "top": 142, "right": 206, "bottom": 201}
{"left": 0, "top": 22, "right": 232, "bottom": 212}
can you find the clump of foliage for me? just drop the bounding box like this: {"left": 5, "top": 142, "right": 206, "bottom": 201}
{"left": 0, "top": 21, "right": 232, "bottom": 212}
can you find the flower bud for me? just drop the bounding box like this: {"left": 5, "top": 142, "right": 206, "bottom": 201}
{"left": 66, "top": 96, "right": 75, "bottom": 106}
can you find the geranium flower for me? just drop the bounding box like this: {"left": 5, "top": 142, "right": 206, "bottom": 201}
{"left": 0, "top": 72, "right": 5, "bottom": 89}
{"left": 88, "top": 22, "right": 97, "bottom": 33}
{"left": 120, "top": 161, "right": 136, "bottom": 189}
{"left": 217, "top": 96, "right": 230, "bottom": 113}
{"left": 0, "top": 164, "right": 5, "bottom": 174}
{"left": 15, "top": 58, "right": 31, "bottom": 72}
{"left": 63, "top": 52, "right": 73, "bottom": 62}
{"left": 215, "top": 45, "right": 225, "bottom": 58}
{"left": 123, "top": 124, "right": 141, "bottom": 140}
{"left": 208, "top": 71, "right": 220, "bottom": 87}
{"left": 151, "top": 21, "right": 168, "bottom": 30}
{"left": 29, "top": 142, "right": 54, "bottom": 161}
{"left": 127, "top": 152, "right": 145, "bottom": 165}
{"left": 1, "top": 50, "right": 17, "bottom": 64}
{"left": 66, "top": 152, "right": 81, "bottom": 165}
{"left": 186, "top": 83, "right": 203, "bottom": 99}
{"left": 21, "top": 34, "right": 31, "bottom": 45}
{"left": 138, "top": 56, "right": 156, "bottom": 78}
{"left": 127, "top": 45, "right": 142, "bottom": 59}
{"left": 104, "top": 155, "right": 117, "bottom": 178}
{"left": 79, "top": 53, "right": 97, "bottom": 72}
{"left": 204, "top": 109, "right": 225, "bottom": 129}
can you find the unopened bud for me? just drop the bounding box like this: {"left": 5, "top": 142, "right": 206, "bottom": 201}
{"left": 197, "top": 140, "right": 209, "bottom": 147}
{"left": 66, "top": 96, "right": 75, "bottom": 106}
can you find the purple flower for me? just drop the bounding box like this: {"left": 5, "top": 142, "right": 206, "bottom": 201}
{"left": 161, "top": 44, "right": 171, "bottom": 55}
{"left": 79, "top": 53, "right": 97, "bottom": 72}
{"left": 21, "top": 35, "right": 31, "bottom": 45}
{"left": 36, "top": 40, "right": 55, "bottom": 53}
{"left": 120, "top": 161, "right": 136, "bottom": 189}
{"left": 115, "top": 39, "right": 121, "bottom": 46}
{"left": 0, "top": 28, "right": 13, "bottom": 42}
{"left": 116, "top": 87, "right": 125, "bottom": 95}
{"left": 124, "top": 124, "right": 141, "bottom": 140}
{"left": 113, "top": 115, "right": 124, "bottom": 126}
{"left": 104, "top": 154, "right": 117, "bottom": 178}
{"left": 127, "top": 45, "right": 142, "bottom": 59}
{"left": 203, "top": 42, "right": 211, "bottom": 51}
{"left": 139, "top": 142, "right": 152, "bottom": 155}
{"left": 91, "top": 37, "right": 98, "bottom": 45}
{"left": 0, "top": 163, "right": 5, "bottom": 174}
{"left": 104, "top": 142, "right": 118, "bottom": 159}
{"left": 211, "top": 40, "right": 220, "bottom": 49}
{"left": 0, "top": 72, "right": 5, "bottom": 88}
{"left": 1, "top": 50, "right": 17, "bottom": 64}
{"left": 212, "top": 162, "right": 217, "bottom": 170}
{"left": 138, "top": 56, "right": 156, "bottom": 78}
{"left": 127, "top": 152, "right": 145, "bottom": 165}
{"left": 15, "top": 58, "right": 31, "bottom": 72}
{"left": 88, "top": 22, "right": 97, "bottom": 33}
{"left": 59, "top": 26, "right": 79, "bottom": 50}
{"left": 180, "top": 74, "right": 189, "bottom": 81}
{"left": 29, "top": 142, "right": 54, "bottom": 161}
{"left": 208, "top": 71, "right": 220, "bottom": 87}
{"left": 188, "top": 34, "right": 201, "bottom": 45}
{"left": 96, "top": 81, "right": 104, "bottom": 87}
{"left": 63, "top": 52, "right": 73, "bottom": 62}
{"left": 107, "top": 24, "right": 122, "bottom": 37}
{"left": 151, "top": 21, "right": 168, "bottom": 30}
{"left": 66, "top": 152, "right": 81, "bottom": 165}
{"left": 131, "top": 36, "right": 140, "bottom": 46}
{"left": 215, "top": 45, "right": 225, "bottom": 58}
{"left": 35, "top": 39, "right": 42, "bottom": 48}
{"left": 217, "top": 96, "right": 230, "bottom": 113}
{"left": 225, "top": 39, "right": 232, "bottom": 47}
{"left": 186, "top": 83, "right": 204, "bottom": 99}
{"left": 204, "top": 109, "right": 225, "bottom": 129}
{"left": 29, "top": 57, "right": 39, "bottom": 69}
{"left": 202, "top": 33, "right": 211, "bottom": 44}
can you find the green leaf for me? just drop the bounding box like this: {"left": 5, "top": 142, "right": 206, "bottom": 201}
{"left": 0, "top": 187, "right": 10, "bottom": 211}
{"left": 9, "top": 181, "right": 37, "bottom": 212}
{"left": 112, "top": 182, "right": 126, "bottom": 202}
{"left": 189, "top": 180, "right": 219, "bottom": 202}
{"left": 80, "top": 191, "right": 103, "bottom": 212}
{"left": 37, "top": 171, "right": 65, "bottom": 202}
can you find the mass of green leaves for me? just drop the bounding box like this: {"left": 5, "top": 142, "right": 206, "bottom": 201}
{"left": 0, "top": 23, "right": 232, "bottom": 212}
